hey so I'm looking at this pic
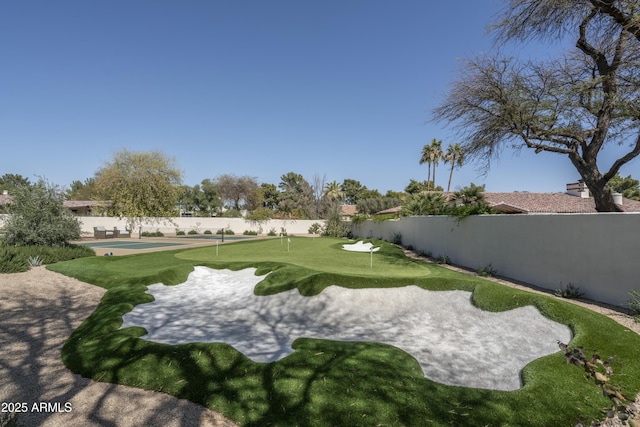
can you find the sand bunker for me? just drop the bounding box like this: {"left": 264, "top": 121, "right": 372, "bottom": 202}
{"left": 121, "top": 266, "right": 571, "bottom": 391}
{"left": 342, "top": 241, "right": 380, "bottom": 252}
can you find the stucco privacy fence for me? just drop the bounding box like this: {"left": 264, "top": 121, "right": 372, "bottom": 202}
{"left": 77, "top": 216, "right": 324, "bottom": 237}
{"left": 351, "top": 213, "right": 640, "bottom": 308}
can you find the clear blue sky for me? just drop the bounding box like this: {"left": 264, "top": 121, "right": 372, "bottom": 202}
{"left": 2, "top": 0, "right": 638, "bottom": 194}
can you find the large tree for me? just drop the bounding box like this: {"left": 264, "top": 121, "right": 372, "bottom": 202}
{"left": 277, "top": 172, "right": 314, "bottom": 219}
{"left": 215, "top": 174, "right": 261, "bottom": 212}
{"left": 433, "top": 0, "right": 640, "bottom": 211}
{"left": 94, "top": 149, "right": 183, "bottom": 236}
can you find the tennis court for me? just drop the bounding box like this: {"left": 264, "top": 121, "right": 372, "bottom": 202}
{"left": 80, "top": 240, "right": 187, "bottom": 250}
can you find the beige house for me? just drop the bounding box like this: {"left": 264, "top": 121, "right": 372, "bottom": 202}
{"left": 339, "top": 204, "right": 358, "bottom": 220}
{"left": 0, "top": 192, "right": 110, "bottom": 216}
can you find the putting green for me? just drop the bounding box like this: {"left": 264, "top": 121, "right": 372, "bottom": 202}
{"left": 48, "top": 237, "right": 640, "bottom": 427}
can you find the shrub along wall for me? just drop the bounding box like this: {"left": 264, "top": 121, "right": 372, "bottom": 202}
{"left": 351, "top": 213, "right": 640, "bottom": 308}
{"left": 77, "top": 216, "right": 324, "bottom": 236}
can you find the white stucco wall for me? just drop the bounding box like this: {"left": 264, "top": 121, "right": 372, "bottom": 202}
{"left": 78, "top": 216, "right": 324, "bottom": 236}
{"left": 352, "top": 214, "right": 640, "bottom": 307}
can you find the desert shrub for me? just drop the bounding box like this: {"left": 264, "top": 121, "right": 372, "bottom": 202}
{"left": 267, "top": 228, "right": 277, "bottom": 236}
{"left": 555, "top": 282, "right": 584, "bottom": 299}
{"left": 216, "top": 229, "right": 235, "bottom": 235}
{"left": 627, "top": 290, "right": 640, "bottom": 322}
{"left": 203, "top": 229, "right": 212, "bottom": 235}
{"left": 308, "top": 223, "right": 322, "bottom": 235}
{"left": 0, "top": 243, "right": 94, "bottom": 273}
{"left": 243, "top": 230, "right": 258, "bottom": 235}
{"left": 0, "top": 246, "right": 29, "bottom": 273}
{"left": 3, "top": 179, "right": 80, "bottom": 246}
{"left": 28, "top": 255, "right": 42, "bottom": 268}
{"left": 187, "top": 229, "right": 198, "bottom": 235}
{"left": 176, "top": 230, "right": 186, "bottom": 236}
{"left": 392, "top": 232, "right": 402, "bottom": 245}
{"left": 141, "top": 230, "right": 164, "bottom": 237}
{"left": 477, "top": 264, "right": 498, "bottom": 277}
{"left": 322, "top": 212, "right": 348, "bottom": 237}
{"left": 436, "top": 254, "right": 451, "bottom": 264}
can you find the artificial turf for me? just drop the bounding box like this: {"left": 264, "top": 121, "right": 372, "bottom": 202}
{"left": 48, "top": 237, "right": 640, "bottom": 426}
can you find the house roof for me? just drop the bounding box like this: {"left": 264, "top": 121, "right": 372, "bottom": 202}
{"left": 375, "top": 206, "right": 402, "bottom": 215}
{"left": 0, "top": 195, "right": 111, "bottom": 209}
{"left": 374, "top": 192, "right": 640, "bottom": 215}
{"left": 484, "top": 192, "right": 640, "bottom": 213}
{"left": 340, "top": 204, "right": 358, "bottom": 217}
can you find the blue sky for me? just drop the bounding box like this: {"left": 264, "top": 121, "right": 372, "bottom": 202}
{"left": 2, "top": 0, "right": 638, "bottom": 194}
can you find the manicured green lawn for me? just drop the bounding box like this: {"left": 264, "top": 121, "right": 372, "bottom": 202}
{"left": 48, "top": 237, "right": 640, "bottom": 426}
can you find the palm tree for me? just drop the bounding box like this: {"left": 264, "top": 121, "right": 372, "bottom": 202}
{"left": 419, "top": 144, "right": 433, "bottom": 189}
{"left": 430, "top": 139, "right": 443, "bottom": 190}
{"left": 444, "top": 143, "right": 465, "bottom": 193}
{"left": 323, "top": 180, "right": 344, "bottom": 203}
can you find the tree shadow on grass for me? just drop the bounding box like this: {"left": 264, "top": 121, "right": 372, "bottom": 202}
{"left": 0, "top": 271, "right": 234, "bottom": 427}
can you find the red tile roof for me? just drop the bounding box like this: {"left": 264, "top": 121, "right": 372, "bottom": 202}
{"left": 484, "top": 192, "right": 640, "bottom": 213}
{"left": 340, "top": 204, "right": 358, "bottom": 217}
{"left": 375, "top": 192, "right": 640, "bottom": 215}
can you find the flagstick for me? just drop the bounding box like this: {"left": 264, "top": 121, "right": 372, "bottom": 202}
{"left": 370, "top": 248, "right": 373, "bottom": 268}
{"left": 216, "top": 239, "right": 219, "bottom": 256}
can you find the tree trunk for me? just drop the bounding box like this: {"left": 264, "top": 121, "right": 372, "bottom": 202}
{"left": 571, "top": 156, "right": 622, "bottom": 212}
{"left": 432, "top": 164, "right": 437, "bottom": 191}
{"left": 447, "top": 164, "right": 454, "bottom": 193}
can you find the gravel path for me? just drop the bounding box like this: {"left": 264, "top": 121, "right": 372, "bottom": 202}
{"left": 0, "top": 267, "right": 237, "bottom": 427}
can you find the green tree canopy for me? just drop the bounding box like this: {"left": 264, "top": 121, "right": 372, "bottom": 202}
{"left": 608, "top": 173, "right": 640, "bottom": 201}
{"left": 3, "top": 178, "right": 80, "bottom": 246}
{"left": 340, "top": 179, "right": 366, "bottom": 205}
{"left": 278, "top": 172, "right": 314, "bottom": 219}
{"left": 65, "top": 178, "right": 98, "bottom": 200}
{"left": 94, "top": 149, "right": 183, "bottom": 235}
{"left": 260, "top": 183, "right": 280, "bottom": 210}
{"left": 0, "top": 173, "right": 31, "bottom": 194}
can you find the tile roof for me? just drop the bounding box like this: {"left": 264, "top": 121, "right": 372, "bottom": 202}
{"left": 374, "top": 192, "right": 640, "bottom": 215}
{"left": 484, "top": 192, "right": 640, "bottom": 213}
{"left": 375, "top": 206, "right": 402, "bottom": 215}
{"left": 340, "top": 204, "right": 358, "bottom": 217}
{"left": 0, "top": 195, "right": 111, "bottom": 209}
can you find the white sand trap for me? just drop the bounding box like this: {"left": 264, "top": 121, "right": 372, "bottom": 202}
{"left": 121, "top": 266, "right": 571, "bottom": 391}
{"left": 342, "top": 241, "right": 380, "bottom": 252}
